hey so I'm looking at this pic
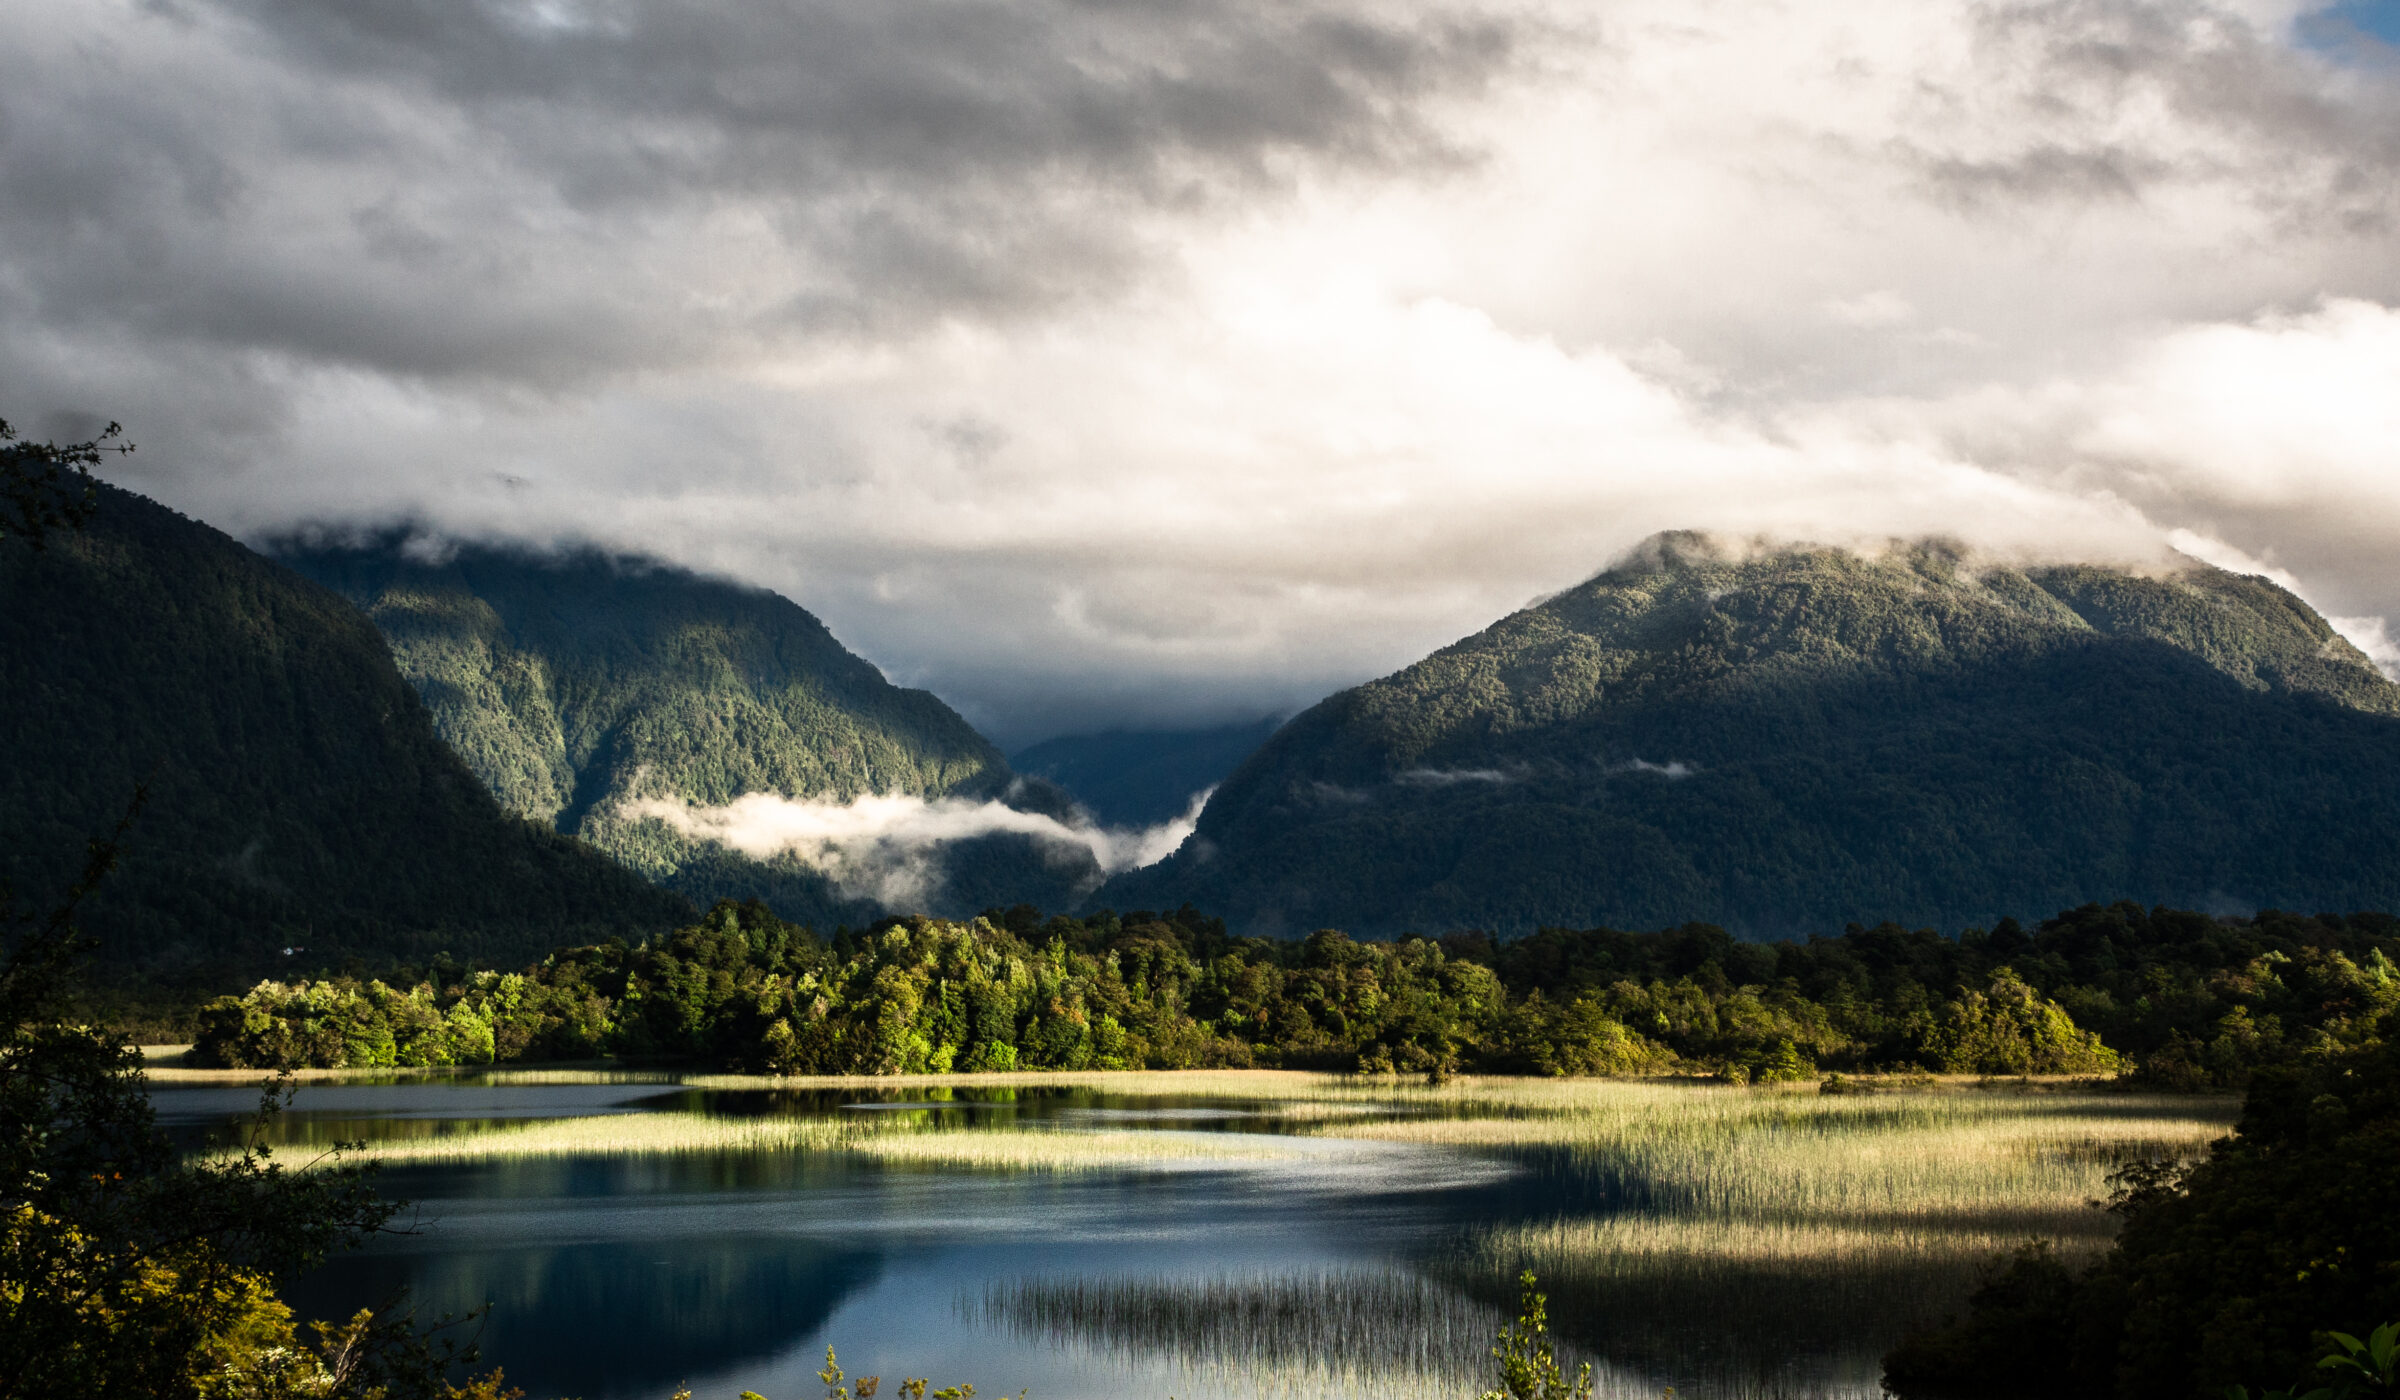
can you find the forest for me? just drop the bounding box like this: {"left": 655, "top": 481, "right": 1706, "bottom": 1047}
{"left": 190, "top": 900, "right": 2400, "bottom": 1085}
{"left": 1108, "top": 538, "right": 2400, "bottom": 939}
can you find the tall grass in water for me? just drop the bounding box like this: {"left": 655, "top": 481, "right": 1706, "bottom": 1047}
{"left": 1332, "top": 1080, "right": 2238, "bottom": 1393}
{"left": 278, "top": 1114, "right": 1309, "bottom": 1171}
{"left": 143, "top": 1063, "right": 683, "bottom": 1087}
{"left": 980, "top": 1269, "right": 1521, "bottom": 1400}
{"left": 1327, "top": 1083, "right": 2232, "bottom": 1229}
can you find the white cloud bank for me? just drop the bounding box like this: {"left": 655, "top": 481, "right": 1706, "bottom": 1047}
{"left": 625, "top": 790, "right": 1207, "bottom": 909}
{"left": 8, "top": 0, "right": 2400, "bottom": 740}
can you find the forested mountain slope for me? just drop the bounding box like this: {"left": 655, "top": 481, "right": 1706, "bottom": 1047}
{"left": 275, "top": 538, "right": 1084, "bottom": 921}
{"left": 1104, "top": 533, "right": 2400, "bottom": 936}
{"left": 0, "top": 484, "right": 690, "bottom": 973}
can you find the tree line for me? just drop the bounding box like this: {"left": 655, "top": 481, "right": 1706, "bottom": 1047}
{"left": 190, "top": 900, "right": 2400, "bottom": 1083}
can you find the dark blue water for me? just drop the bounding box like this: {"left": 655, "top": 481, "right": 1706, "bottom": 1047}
{"left": 150, "top": 1078, "right": 1890, "bottom": 1400}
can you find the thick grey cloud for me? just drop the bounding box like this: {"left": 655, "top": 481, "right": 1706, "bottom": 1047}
{"left": 4, "top": 0, "right": 1517, "bottom": 384}
{"left": 8, "top": 0, "right": 2400, "bottom": 745}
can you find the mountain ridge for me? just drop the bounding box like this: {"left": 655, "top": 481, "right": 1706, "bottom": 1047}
{"left": 0, "top": 483, "right": 692, "bottom": 974}
{"left": 1104, "top": 532, "right": 2400, "bottom": 937}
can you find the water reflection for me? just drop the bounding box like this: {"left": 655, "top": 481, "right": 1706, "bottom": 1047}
{"left": 141, "top": 1078, "right": 2086, "bottom": 1399}
{"left": 309, "top": 1237, "right": 880, "bottom": 1397}
{"left": 279, "top": 1131, "right": 1537, "bottom": 1400}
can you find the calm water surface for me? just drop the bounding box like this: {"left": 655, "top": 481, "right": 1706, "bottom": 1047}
{"left": 151, "top": 1079, "right": 1907, "bottom": 1400}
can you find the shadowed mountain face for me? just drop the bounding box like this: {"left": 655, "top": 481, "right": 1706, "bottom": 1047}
{"left": 1012, "top": 718, "right": 1282, "bottom": 828}
{"left": 1102, "top": 533, "right": 2400, "bottom": 938}
{"left": 274, "top": 538, "right": 1098, "bottom": 924}
{"left": 0, "top": 485, "right": 691, "bottom": 974}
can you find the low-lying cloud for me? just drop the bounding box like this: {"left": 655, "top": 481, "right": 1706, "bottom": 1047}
{"left": 624, "top": 789, "right": 1206, "bottom": 909}
{"left": 1396, "top": 766, "right": 1514, "bottom": 786}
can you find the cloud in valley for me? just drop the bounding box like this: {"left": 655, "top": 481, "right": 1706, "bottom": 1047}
{"left": 8, "top": 0, "right": 2400, "bottom": 741}
{"left": 625, "top": 789, "right": 1207, "bottom": 908}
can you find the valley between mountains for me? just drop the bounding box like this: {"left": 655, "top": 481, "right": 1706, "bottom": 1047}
{"left": 13, "top": 483, "right": 2400, "bottom": 975}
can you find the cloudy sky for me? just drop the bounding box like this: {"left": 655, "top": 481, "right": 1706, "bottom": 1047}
{"left": 9, "top": 0, "right": 2400, "bottom": 744}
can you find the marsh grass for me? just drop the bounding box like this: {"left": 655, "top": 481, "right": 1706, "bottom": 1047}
{"left": 677, "top": 1069, "right": 1368, "bottom": 1095}
{"left": 1324, "top": 1082, "right": 2233, "bottom": 1227}
{"left": 165, "top": 1068, "right": 2234, "bottom": 1394}
{"left": 143, "top": 1063, "right": 681, "bottom": 1087}
{"left": 264, "top": 1113, "right": 1311, "bottom": 1171}
{"left": 858, "top": 1127, "right": 1309, "bottom": 1170}
{"left": 1326, "top": 1078, "right": 2239, "bottom": 1390}
{"left": 980, "top": 1269, "right": 1517, "bottom": 1400}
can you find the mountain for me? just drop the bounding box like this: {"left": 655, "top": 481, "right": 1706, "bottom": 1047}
{"left": 0, "top": 484, "right": 691, "bottom": 974}
{"left": 273, "top": 537, "right": 1092, "bottom": 922}
{"left": 1103, "top": 533, "right": 2400, "bottom": 937}
{"left": 1011, "top": 718, "right": 1282, "bottom": 827}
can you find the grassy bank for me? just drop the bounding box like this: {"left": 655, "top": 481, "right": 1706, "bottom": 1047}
{"left": 229, "top": 1110, "right": 1317, "bottom": 1172}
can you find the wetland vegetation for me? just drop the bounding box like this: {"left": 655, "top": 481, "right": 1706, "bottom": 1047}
{"left": 160, "top": 1066, "right": 2240, "bottom": 1398}
{"left": 51, "top": 886, "right": 2400, "bottom": 1398}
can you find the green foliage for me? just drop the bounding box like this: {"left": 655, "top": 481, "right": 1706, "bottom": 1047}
{"left": 1917, "top": 969, "right": 2120, "bottom": 1076}
{"left": 2234, "top": 1322, "right": 2400, "bottom": 1400}
{"left": 0, "top": 482, "right": 691, "bottom": 975}
{"left": 1468, "top": 902, "right": 2400, "bottom": 1087}
{"left": 1480, "top": 1271, "right": 1593, "bottom": 1400}
{"left": 1883, "top": 1012, "right": 2400, "bottom": 1400}
{"left": 815, "top": 1345, "right": 977, "bottom": 1400}
{"left": 1110, "top": 534, "right": 2400, "bottom": 937}
{"left": 2315, "top": 1322, "right": 2400, "bottom": 1397}
{"left": 189, "top": 898, "right": 2220, "bottom": 1080}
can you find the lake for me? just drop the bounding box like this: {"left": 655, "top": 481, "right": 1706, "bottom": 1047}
{"left": 148, "top": 1072, "right": 2237, "bottom": 1400}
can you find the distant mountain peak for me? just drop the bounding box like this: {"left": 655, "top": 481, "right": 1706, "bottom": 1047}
{"left": 1105, "top": 538, "right": 2400, "bottom": 938}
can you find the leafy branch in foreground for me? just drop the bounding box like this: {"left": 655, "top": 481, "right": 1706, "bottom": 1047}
{"left": 0, "top": 416, "right": 131, "bottom": 549}
{"left": 0, "top": 793, "right": 488, "bottom": 1397}
{"left": 806, "top": 1344, "right": 982, "bottom": 1400}
{"left": 2228, "top": 1321, "right": 2400, "bottom": 1400}
{"left": 1481, "top": 1270, "right": 1593, "bottom": 1400}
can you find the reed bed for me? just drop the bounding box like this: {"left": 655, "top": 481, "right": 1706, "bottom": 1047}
{"left": 267, "top": 1113, "right": 1308, "bottom": 1172}
{"left": 1340, "top": 1079, "right": 2241, "bottom": 1391}
{"left": 677, "top": 1068, "right": 1364, "bottom": 1095}
{"left": 980, "top": 1269, "right": 1512, "bottom": 1399}
{"left": 260, "top": 1112, "right": 859, "bottom": 1162}
{"left": 144, "top": 1065, "right": 465, "bottom": 1085}
{"left": 855, "top": 1127, "right": 1308, "bottom": 1170}
{"left": 144, "top": 1063, "right": 680, "bottom": 1087}
{"left": 1315, "top": 1082, "right": 2233, "bottom": 1228}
